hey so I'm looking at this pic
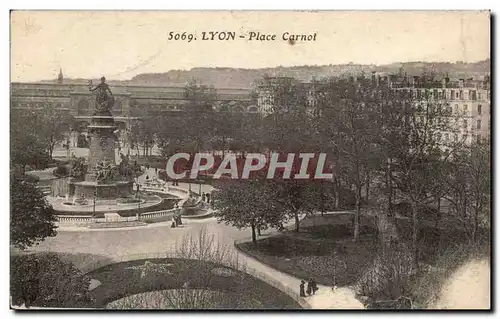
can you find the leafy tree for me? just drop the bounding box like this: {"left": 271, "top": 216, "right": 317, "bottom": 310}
{"left": 273, "top": 180, "right": 324, "bottom": 232}
{"left": 10, "top": 253, "right": 92, "bottom": 308}
{"left": 10, "top": 110, "right": 50, "bottom": 173}
{"left": 212, "top": 180, "right": 286, "bottom": 243}
{"left": 10, "top": 178, "right": 57, "bottom": 250}
{"left": 34, "top": 105, "right": 75, "bottom": 160}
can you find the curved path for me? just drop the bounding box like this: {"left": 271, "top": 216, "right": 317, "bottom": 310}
{"left": 27, "top": 168, "right": 362, "bottom": 309}
{"left": 28, "top": 214, "right": 362, "bottom": 309}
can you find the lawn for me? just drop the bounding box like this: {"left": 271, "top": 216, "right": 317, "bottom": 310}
{"left": 87, "top": 258, "right": 301, "bottom": 309}
{"left": 238, "top": 213, "right": 380, "bottom": 287}
{"left": 236, "top": 212, "right": 490, "bottom": 289}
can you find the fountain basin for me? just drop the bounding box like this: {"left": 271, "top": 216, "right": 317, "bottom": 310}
{"left": 71, "top": 180, "right": 134, "bottom": 200}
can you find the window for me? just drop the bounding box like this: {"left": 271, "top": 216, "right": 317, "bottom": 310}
{"left": 477, "top": 134, "right": 481, "bottom": 143}
{"left": 478, "top": 105, "right": 482, "bottom": 115}
{"left": 471, "top": 90, "right": 477, "bottom": 100}
{"left": 478, "top": 92, "right": 482, "bottom": 100}
{"left": 463, "top": 119, "right": 467, "bottom": 129}
{"left": 463, "top": 104, "right": 468, "bottom": 115}
{"left": 456, "top": 91, "right": 460, "bottom": 99}
{"left": 477, "top": 119, "right": 482, "bottom": 129}
{"left": 450, "top": 90, "right": 455, "bottom": 100}
{"left": 455, "top": 104, "right": 459, "bottom": 114}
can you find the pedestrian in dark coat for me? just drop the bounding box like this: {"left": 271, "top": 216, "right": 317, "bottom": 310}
{"left": 306, "top": 280, "right": 312, "bottom": 296}
{"left": 300, "top": 280, "right": 306, "bottom": 297}
{"left": 311, "top": 278, "right": 318, "bottom": 294}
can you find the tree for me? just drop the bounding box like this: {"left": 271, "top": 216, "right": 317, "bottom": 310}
{"left": 10, "top": 110, "right": 50, "bottom": 173}
{"left": 273, "top": 180, "right": 324, "bottom": 232}
{"left": 129, "top": 105, "right": 161, "bottom": 157}
{"left": 10, "top": 178, "right": 58, "bottom": 250}
{"left": 212, "top": 180, "right": 286, "bottom": 243}
{"left": 34, "top": 105, "right": 75, "bottom": 160}
{"left": 182, "top": 80, "right": 218, "bottom": 153}
{"left": 10, "top": 253, "right": 92, "bottom": 308}
{"left": 315, "top": 76, "right": 380, "bottom": 241}
{"left": 380, "top": 86, "right": 460, "bottom": 271}
{"left": 443, "top": 139, "right": 491, "bottom": 243}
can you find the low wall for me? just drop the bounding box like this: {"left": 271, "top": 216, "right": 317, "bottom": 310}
{"left": 234, "top": 239, "right": 312, "bottom": 309}
{"left": 56, "top": 215, "right": 95, "bottom": 227}
{"left": 139, "top": 208, "right": 181, "bottom": 223}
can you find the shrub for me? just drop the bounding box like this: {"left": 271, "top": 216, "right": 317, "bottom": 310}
{"left": 116, "top": 198, "right": 142, "bottom": 204}
{"left": 357, "top": 242, "right": 414, "bottom": 302}
{"left": 10, "top": 253, "right": 92, "bottom": 308}
{"left": 22, "top": 174, "right": 40, "bottom": 184}
{"left": 53, "top": 165, "right": 70, "bottom": 177}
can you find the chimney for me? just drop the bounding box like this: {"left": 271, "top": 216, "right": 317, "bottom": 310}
{"left": 442, "top": 78, "right": 447, "bottom": 88}
{"left": 371, "top": 71, "right": 376, "bottom": 86}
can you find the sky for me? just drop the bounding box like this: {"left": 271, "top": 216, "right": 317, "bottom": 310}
{"left": 10, "top": 11, "right": 490, "bottom": 82}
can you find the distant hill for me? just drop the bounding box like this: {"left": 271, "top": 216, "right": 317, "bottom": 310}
{"left": 40, "top": 60, "right": 490, "bottom": 89}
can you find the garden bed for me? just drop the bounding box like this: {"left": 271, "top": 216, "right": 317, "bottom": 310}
{"left": 87, "top": 258, "right": 301, "bottom": 309}
{"left": 237, "top": 222, "right": 379, "bottom": 287}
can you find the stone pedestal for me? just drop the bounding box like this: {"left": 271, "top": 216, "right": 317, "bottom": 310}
{"left": 73, "top": 181, "right": 134, "bottom": 199}
{"left": 79, "top": 108, "right": 134, "bottom": 200}
{"left": 87, "top": 113, "right": 116, "bottom": 173}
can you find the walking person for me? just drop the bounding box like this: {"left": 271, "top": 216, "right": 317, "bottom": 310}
{"left": 306, "top": 279, "right": 312, "bottom": 296}
{"left": 202, "top": 193, "right": 206, "bottom": 202}
{"left": 311, "top": 278, "right": 318, "bottom": 295}
{"left": 299, "top": 280, "right": 306, "bottom": 297}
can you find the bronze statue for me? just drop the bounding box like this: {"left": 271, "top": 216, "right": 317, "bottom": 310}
{"left": 88, "top": 76, "right": 114, "bottom": 113}
{"left": 94, "top": 159, "right": 118, "bottom": 182}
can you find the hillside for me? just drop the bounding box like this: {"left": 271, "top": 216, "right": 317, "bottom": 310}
{"left": 42, "top": 60, "right": 490, "bottom": 89}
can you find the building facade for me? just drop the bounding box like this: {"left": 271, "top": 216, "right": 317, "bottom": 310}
{"left": 11, "top": 77, "right": 256, "bottom": 149}
{"left": 388, "top": 73, "right": 491, "bottom": 145}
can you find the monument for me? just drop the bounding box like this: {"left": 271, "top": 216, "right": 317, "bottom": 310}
{"left": 70, "top": 77, "right": 134, "bottom": 199}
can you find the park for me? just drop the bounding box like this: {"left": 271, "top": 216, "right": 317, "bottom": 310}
{"left": 10, "top": 70, "right": 491, "bottom": 310}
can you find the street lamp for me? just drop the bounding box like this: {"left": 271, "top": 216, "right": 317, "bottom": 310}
{"left": 134, "top": 178, "right": 141, "bottom": 220}
{"left": 92, "top": 186, "right": 97, "bottom": 219}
